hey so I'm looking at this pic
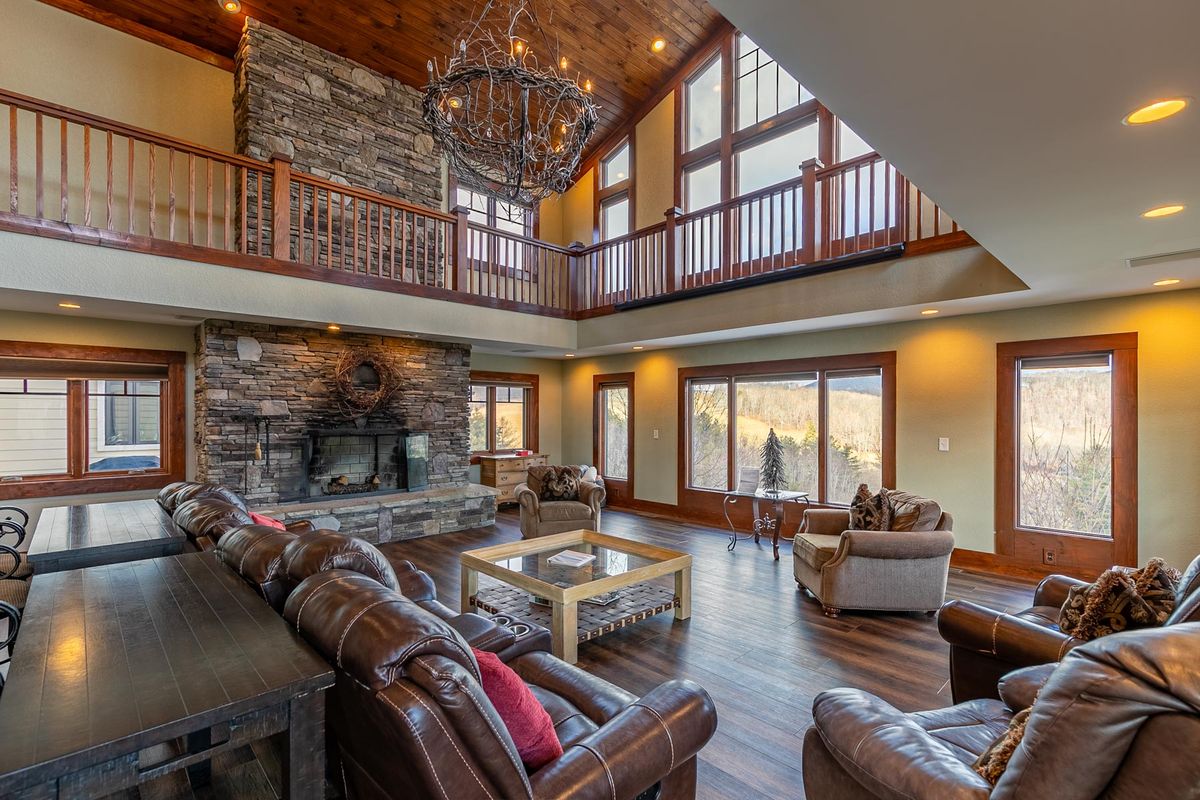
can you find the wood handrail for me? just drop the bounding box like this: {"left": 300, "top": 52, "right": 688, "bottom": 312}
{"left": 0, "top": 88, "right": 266, "bottom": 170}
{"left": 291, "top": 169, "right": 457, "bottom": 223}
{"left": 816, "top": 151, "right": 883, "bottom": 178}
{"left": 575, "top": 221, "right": 668, "bottom": 254}
{"left": 466, "top": 221, "right": 573, "bottom": 254}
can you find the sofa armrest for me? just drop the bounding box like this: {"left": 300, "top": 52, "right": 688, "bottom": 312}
{"left": 810, "top": 689, "right": 991, "bottom": 800}
{"left": 938, "top": 599, "right": 1080, "bottom": 665}
{"left": 578, "top": 481, "right": 606, "bottom": 513}
{"left": 386, "top": 560, "right": 438, "bottom": 605}
{"left": 997, "top": 662, "right": 1057, "bottom": 711}
{"left": 1033, "top": 573, "right": 1089, "bottom": 608}
{"left": 529, "top": 681, "right": 717, "bottom": 800}
{"left": 510, "top": 650, "right": 637, "bottom": 722}
{"left": 515, "top": 483, "right": 539, "bottom": 515}
{"left": 835, "top": 529, "right": 955, "bottom": 560}
{"left": 802, "top": 508, "right": 852, "bottom": 536}
{"left": 283, "top": 520, "right": 316, "bottom": 534}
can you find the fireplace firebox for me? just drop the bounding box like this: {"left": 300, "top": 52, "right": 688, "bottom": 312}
{"left": 301, "top": 429, "right": 428, "bottom": 499}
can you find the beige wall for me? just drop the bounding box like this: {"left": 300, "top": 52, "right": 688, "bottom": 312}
{"left": 556, "top": 289, "right": 1200, "bottom": 567}
{"left": 0, "top": 311, "right": 198, "bottom": 526}
{"left": 0, "top": 0, "right": 235, "bottom": 151}
{"left": 634, "top": 95, "right": 677, "bottom": 229}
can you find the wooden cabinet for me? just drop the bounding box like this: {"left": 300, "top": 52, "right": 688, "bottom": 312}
{"left": 479, "top": 454, "right": 548, "bottom": 504}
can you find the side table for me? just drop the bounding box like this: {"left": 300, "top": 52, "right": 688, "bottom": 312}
{"left": 722, "top": 489, "right": 810, "bottom": 560}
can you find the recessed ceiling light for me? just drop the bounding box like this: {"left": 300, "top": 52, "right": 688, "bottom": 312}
{"left": 632, "top": 345, "right": 645, "bottom": 351}
{"left": 1153, "top": 278, "right": 1181, "bottom": 287}
{"left": 1142, "top": 204, "right": 1185, "bottom": 219}
{"left": 651, "top": 37, "right": 667, "bottom": 53}
{"left": 920, "top": 309, "right": 939, "bottom": 316}
{"left": 564, "top": 353, "right": 575, "bottom": 358}
{"left": 220, "top": 0, "right": 241, "bottom": 12}
{"left": 1123, "top": 97, "right": 1189, "bottom": 125}
{"left": 326, "top": 323, "right": 341, "bottom": 332}
{"left": 58, "top": 302, "right": 81, "bottom": 309}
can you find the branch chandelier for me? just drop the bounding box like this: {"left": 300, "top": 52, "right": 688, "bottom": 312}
{"left": 423, "top": 0, "right": 599, "bottom": 203}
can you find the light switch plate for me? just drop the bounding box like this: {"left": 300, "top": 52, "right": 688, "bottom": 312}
{"left": 938, "top": 437, "right": 950, "bottom": 452}
{"left": 653, "top": 428, "right": 660, "bottom": 440}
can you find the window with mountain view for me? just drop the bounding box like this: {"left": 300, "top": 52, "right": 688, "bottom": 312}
{"left": 683, "top": 356, "right": 893, "bottom": 503}
{"left": 469, "top": 374, "right": 537, "bottom": 457}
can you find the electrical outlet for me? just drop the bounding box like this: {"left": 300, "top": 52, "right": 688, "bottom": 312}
{"left": 652, "top": 428, "right": 660, "bottom": 440}
{"left": 938, "top": 437, "right": 950, "bottom": 452}
{"left": 1043, "top": 549, "right": 1056, "bottom": 565}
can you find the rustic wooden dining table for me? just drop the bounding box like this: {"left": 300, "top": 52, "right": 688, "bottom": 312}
{"left": 27, "top": 498, "right": 186, "bottom": 574}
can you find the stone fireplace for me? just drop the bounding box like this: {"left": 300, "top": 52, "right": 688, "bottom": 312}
{"left": 194, "top": 320, "right": 496, "bottom": 541}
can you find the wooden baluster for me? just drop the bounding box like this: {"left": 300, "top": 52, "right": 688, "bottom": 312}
{"left": 168, "top": 148, "right": 175, "bottom": 241}
{"left": 376, "top": 202, "right": 384, "bottom": 277}
{"left": 188, "top": 154, "right": 196, "bottom": 245}
{"left": 868, "top": 159, "right": 877, "bottom": 250}
{"left": 799, "top": 158, "right": 821, "bottom": 264}
{"left": 933, "top": 192, "right": 941, "bottom": 237}
{"left": 82, "top": 125, "right": 91, "bottom": 227}
{"left": 255, "top": 170, "right": 263, "bottom": 255}
{"left": 127, "top": 139, "right": 135, "bottom": 234}
{"left": 224, "top": 163, "right": 232, "bottom": 250}
{"left": 364, "top": 201, "right": 372, "bottom": 275}
{"left": 7, "top": 106, "right": 16, "bottom": 214}
{"left": 240, "top": 166, "right": 248, "bottom": 254}
{"left": 206, "top": 159, "right": 213, "bottom": 247}
{"left": 325, "top": 189, "right": 332, "bottom": 267}
{"left": 915, "top": 188, "right": 924, "bottom": 240}
{"left": 269, "top": 154, "right": 291, "bottom": 261}
{"left": 309, "top": 185, "right": 317, "bottom": 265}
{"left": 105, "top": 133, "right": 113, "bottom": 229}
{"left": 148, "top": 145, "right": 157, "bottom": 238}
{"left": 388, "top": 206, "right": 395, "bottom": 278}
{"left": 59, "top": 119, "right": 67, "bottom": 222}
{"left": 35, "top": 112, "right": 43, "bottom": 218}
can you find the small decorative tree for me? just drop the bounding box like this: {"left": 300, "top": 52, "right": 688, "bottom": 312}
{"left": 760, "top": 427, "right": 787, "bottom": 495}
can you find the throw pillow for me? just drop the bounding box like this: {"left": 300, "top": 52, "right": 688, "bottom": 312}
{"left": 848, "top": 484, "right": 891, "bottom": 531}
{"left": 471, "top": 648, "right": 563, "bottom": 771}
{"left": 884, "top": 490, "right": 942, "bottom": 532}
{"left": 1059, "top": 558, "right": 1181, "bottom": 641}
{"left": 578, "top": 464, "right": 599, "bottom": 483}
{"left": 527, "top": 465, "right": 582, "bottom": 502}
{"left": 974, "top": 706, "right": 1032, "bottom": 785}
{"left": 249, "top": 512, "right": 287, "bottom": 530}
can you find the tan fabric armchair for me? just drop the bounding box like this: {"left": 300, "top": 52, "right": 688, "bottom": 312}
{"left": 515, "top": 481, "right": 605, "bottom": 539}
{"left": 793, "top": 506, "right": 954, "bottom": 617}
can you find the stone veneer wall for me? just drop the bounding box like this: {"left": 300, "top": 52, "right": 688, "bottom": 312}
{"left": 233, "top": 18, "right": 443, "bottom": 209}
{"left": 195, "top": 320, "right": 470, "bottom": 506}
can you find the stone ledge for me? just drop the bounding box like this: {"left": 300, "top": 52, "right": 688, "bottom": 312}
{"left": 257, "top": 483, "right": 499, "bottom": 543}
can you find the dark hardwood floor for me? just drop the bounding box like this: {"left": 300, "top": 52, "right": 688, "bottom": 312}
{"left": 111, "top": 507, "right": 1035, "bottom": 799}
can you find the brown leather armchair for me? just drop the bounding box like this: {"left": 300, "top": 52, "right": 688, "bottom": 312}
{"left": 802, "top": 622, "right": 1200, "bottom": 799}
{"left": 793, "top": 506, "right": 955, "bottom": 616}
{"left": 285, "top": 569, "right": 718, "bottom": 800}
{"left": 938, "top": 554, "right": 1200, "bottom": 702}
{"left": 515, "top": 471, "right": 606, "bottom": 539}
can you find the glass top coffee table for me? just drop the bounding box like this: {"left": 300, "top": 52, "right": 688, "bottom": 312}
{"left": 460, "top": 530, "right": 692, "bottom": 663}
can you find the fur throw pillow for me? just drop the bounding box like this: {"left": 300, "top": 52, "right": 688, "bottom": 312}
{"left": 848, "top": 484, "right": 891, "bottom": 531}
{"left": 974, "top": 706, "right": 1032, "bottom": 786}
{"left": 527, "top": 465, "right": 582, "bottom": 502}
{"left": 1059, "top": 558, "right": 1181, "bottom": 641}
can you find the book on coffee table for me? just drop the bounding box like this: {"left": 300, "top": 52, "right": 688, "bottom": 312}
{"left": 546, "top": 549, "right": 596, "bottom": 568}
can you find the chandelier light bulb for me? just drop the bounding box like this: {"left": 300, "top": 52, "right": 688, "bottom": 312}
{"left": 584, "top": 79, "right": 593, "bottom": 92}
{"left": 559, "top": 56, "right": 568, "bottom": 70}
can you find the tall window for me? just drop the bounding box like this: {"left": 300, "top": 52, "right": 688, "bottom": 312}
{"left": 681, "top": 354, "right": 894, "bottom": 510}
{"left": 596, "top": 138, "right": 633, "bottom": 241}
{"left": 455, "top": 186, "right": 533, "bottom": 237}
{"left": 594, "top": 373, "right": 634, "bottom": 505}
{"left": 0, "top": 343, "right": 184, "bottom": 499}
{"left": 685, "top": 56, "right": 723, "bottom": 150}
{"left": 735, "top": 33, "right": 813, "bottom": 130}
{"left": 996, "top": 335, "right": 1137, "bottom": 572}
{"left": 469, "top": 371, "right": 538, "bottom": 458}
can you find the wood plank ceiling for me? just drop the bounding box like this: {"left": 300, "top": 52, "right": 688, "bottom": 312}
{"left": 37, "top": 0, "right": 725, "bottom": 165}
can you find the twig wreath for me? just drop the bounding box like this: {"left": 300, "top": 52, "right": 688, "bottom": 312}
{"left": 331, "top": 348, "right": 402, "bottom": 418}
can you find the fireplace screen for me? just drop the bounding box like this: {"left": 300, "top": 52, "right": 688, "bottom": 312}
{"left": 304, "top": 430, "right": 427, "bottom": 498}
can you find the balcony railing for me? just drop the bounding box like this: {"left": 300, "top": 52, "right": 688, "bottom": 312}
{"left": 0, "top": 88, "right": 970, "bottom": 319}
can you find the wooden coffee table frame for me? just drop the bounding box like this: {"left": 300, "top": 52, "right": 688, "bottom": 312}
{"left": 461, "top": 529, "right": 692, "bottom": 663}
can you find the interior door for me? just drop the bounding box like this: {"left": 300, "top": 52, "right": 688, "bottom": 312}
{"left": 594, "top": 373, "right": 634, "bottom": 507}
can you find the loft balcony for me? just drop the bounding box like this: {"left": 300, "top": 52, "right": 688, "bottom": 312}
{"left": 0, "top": 88, "right": 973, "bottom": 320}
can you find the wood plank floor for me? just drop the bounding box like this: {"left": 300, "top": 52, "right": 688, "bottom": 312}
{"left": 113, "top": 507, "right": 1036, "bottom": 799}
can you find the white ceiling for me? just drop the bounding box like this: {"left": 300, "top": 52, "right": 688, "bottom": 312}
{"left": 708, "top": 0, "right": 1200, "bottom": 305}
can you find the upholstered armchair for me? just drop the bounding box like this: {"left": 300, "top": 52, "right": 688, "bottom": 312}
{"left": 802, "top": 623, "right": 1200, "bottom": 799}
{"left": 793, "top": 503, "right": 955, "bottom": 617}
{"left": 514, "top": 467, "right": 605, "bottom": 539}
{"left": 938, "top": 553, "right": 1200, "bottom": 702}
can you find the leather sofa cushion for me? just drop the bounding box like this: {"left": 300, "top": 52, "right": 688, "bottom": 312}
{"left": 795, "top": 533, "right": 843, "bottom": 570}
{"left": 527, "top": 684, "right": 600, "bottom": 748}
{"left": 537, "top": 500, "right": 593, "bottom": 523}
{"left": 174, "top": 483, "right": 248, "bottom": 512}
{"left": 909, "top": 699, "right": 1013, "bottom": 766}
{"left": 280, "top": 531, "right": 400, "bottom": 591}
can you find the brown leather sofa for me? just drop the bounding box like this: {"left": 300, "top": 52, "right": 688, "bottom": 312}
{"left": 284, "top": 568, "right": 719, "bottom": 799}
{"left": 160, "top": 481, "right": 315, "bottom": 550}
{"left": 793, "top": 505, "right": 955, "bottom": 616}
{"left": 938, "top": 554, "right": 1200, "bottom": 702}
{"left": 803, "top": 622, "right": 1200, "bottom": 799}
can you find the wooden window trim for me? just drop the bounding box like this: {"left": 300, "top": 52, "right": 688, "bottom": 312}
{"left": 593, "top": 135, "right": 635, "bottom": 243}
{"left": 593, "top": 372, "right": 635, "bottom": 505}
{"left": 469, "top": 370, "right": 539, "bottom": 464}
{"left": 0, "top": 340, "right": 186, "bottom": 500}
{"left": 677, "top": 352, "right": 896, "bottom": 526}
{"left": 995, "top": 333, "right": 1137, "bottom": 574}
